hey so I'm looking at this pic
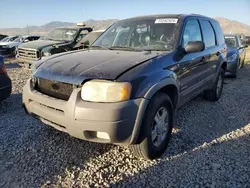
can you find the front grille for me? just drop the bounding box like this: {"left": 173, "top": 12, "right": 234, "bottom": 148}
{"left": 36, "top": 78, "right": 73, "bottom": 101}
{"left": 18, "top": 48, "right": 40, "bottom": 60}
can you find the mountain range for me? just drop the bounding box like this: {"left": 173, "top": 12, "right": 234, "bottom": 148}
{"left": 0, "top": 18, "right": 249, "bottom": 36}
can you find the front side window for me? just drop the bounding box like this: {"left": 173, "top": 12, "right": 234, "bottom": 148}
{"left": 236, "top": 36, "right": 242, "bottom": 46}
{"left": 14, "top": 36, "right": 25, "bottom": 42}
{"left": 182, "top": 19, "right": 202, "bottom": 47}
{"left": 45, "top": 29, "right": 78, "bottom": 42}
{"left": 92, "top": 18, "right": 177, "bottom": 51}
{"left": 200, "top": 20, "right": 216, "bottom": 48}
{"left": 80, "top": 31, "right": 103, "bottom": 45}
{"left": 225, "top": 36, "right": 238, "bottom": 48}
{"left": 76, "top": 30, "right": 89, "bottom": 43}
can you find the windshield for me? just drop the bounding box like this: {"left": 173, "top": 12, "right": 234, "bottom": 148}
{"left": 1, "top": 36, "right": 18, "bottom": 42}
{"left": 92, "top": 18, "right": 177, "bottom": 51}
{"left": 14, "top": 36, "right": 25, "bottom": 42}
{"left": 45, "top": 29, "right": 78, "bottom": 42}
{"left": 225, "top": 36, "right": 238, "bottom": 48}
{"left": 1, "top": 37, "right": 11, "bottom": 42}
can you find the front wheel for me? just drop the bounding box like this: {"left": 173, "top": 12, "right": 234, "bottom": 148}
{"left": 129, "top": 93, "right": 174, "bottom": 160}
{"left": 241, "top": 58, "right": 245, "bottom": 68}
{"left": 204, "top": 68, "right": 225, "bottom": 101}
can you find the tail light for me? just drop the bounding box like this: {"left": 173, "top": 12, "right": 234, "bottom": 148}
{"left": 0, "top": 56, "right": 6, "bottom": 74}
{"left": 1, "top": 63, "right": 7, "bottom": 74}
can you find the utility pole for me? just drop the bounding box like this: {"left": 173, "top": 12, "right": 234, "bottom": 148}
{"left": 27, "top": 25, "right": 30, "bottom": 35}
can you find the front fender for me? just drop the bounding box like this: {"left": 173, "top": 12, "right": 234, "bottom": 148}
{"left": 134, "top": 70, "right": 180, "bottom": 100}
{"left": 144, "top": 77, "right": 180, "bottom": 99}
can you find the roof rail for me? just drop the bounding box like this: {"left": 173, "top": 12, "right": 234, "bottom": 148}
{"left": 190, "top": 13, "right": 206, "bottom": 17}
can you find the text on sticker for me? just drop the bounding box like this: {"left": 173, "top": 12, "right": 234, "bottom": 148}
{"left": 155, "top": 19, "right": 178, "bottom": 24}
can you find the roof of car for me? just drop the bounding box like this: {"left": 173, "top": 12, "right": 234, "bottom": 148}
{"left": 224, "top": 34, "right": 238, "bottom": 37}
{"left": 57, "top": 26, "right": 92, "bottom": 30}
{"left": 92, "top": 30, "right": 105, "bottom": 32}
{"left": 21, "top": 35, "right": 40, "bottom": 38}
{"left": 121, "top": 14, "right": 215, "bottom": 22}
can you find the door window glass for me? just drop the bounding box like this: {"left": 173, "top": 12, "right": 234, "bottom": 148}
{"left": 200, "top": 20, "right": 216, "bottom": 48}
{"left": 182, "top": 19, "right": 202, "bottom": 47}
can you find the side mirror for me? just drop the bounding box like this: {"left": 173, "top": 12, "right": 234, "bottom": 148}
{"left": 24, "top": 39, "right": 29, "bottom": 43}
{"left": 185, "top": 41, "right": 205, "bottom": 54}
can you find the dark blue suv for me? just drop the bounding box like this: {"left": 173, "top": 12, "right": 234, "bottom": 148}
{"left": 23, "top": 14, "right": 227, "bottom": 159}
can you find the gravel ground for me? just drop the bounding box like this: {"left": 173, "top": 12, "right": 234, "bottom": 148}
{"left": 0, "top": 63, "right": 250, "bottom": 188}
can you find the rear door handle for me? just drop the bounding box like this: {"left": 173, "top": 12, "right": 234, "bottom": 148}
{"left": 201, "top": 56, "right": 206, "bottom": 63}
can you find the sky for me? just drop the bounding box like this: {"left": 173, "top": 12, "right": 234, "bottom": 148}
{"left": 0, "top": 0, "right": 250, "bottom": 28}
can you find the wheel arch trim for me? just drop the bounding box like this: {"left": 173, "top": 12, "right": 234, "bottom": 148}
{"left": 129, "top": 78, "right": 180, "bottom": 144}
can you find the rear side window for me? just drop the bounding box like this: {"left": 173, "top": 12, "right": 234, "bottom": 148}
{"left": 211, "top": 21, "right": 225, "bottom": 45}
{"left": 200, "top": 20, "right": 216, "bottom": 48}
{"left": 182, "top": 19, "right": 202, "bottom": 47}
{"left": 33, "top": 36, "right": 40, "bottom": 40}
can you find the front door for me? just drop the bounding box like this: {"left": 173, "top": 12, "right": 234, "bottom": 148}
{"left": 177, "top": 19, "right": 206, "bottom": 105}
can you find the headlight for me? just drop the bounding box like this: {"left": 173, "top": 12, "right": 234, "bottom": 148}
{"left": 81, "top": 80, "right": 132, "bottom": 102}
{"left": 42, "top": 52, "right": 51, "bottom": 57}
{"left": 228, "top": 54, "right": 237, "bottom": 62}
{"left": 30, "top": 76, "right": 37, "bottom": 88}
{"left": 2, "top": 45, "right": 9, "bottom": 48}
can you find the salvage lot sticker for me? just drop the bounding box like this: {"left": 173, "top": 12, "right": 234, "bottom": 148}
{"left": 155, "top": 18, "right": 178, "bottom": 24}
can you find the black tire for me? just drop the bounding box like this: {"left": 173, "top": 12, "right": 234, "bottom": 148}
{"left": 204, "top": 68, "right": 225, "bottom": 101}
{"left": 231, "top": 71, "right": 237, "bottom": 79}
{"left": 241, "top": 58, "right": 245, "bottom": 68}
{"left": 129, "top": 92, "right": 174, "bottom": 160}
{"left": 231, "top": 60, "right": 241, "bottom": 78}
{"left": 24, "top": 63, "right": 31, "bottom": 69}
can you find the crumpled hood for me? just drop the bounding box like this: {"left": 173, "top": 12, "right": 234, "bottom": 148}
{"left": 227, "top": 48, "right": 238, "bottom": 57}
{"left": 34, "top": 50, "right": 159, "bottom": 85}
{"left": 18, "top": 40, "right": 67, "bottom": 50}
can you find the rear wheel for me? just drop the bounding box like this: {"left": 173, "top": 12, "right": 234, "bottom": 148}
{"left": 231, "top": 60, "right": 241, "bottom": 78}
{"left": 204, "top": 68, "right": 224, "bottom": 101}
{"left": 129, "top": 93, "right": 174, "bottom": 160}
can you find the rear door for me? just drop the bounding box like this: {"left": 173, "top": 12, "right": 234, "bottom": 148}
{"left": 199, "top": 19, "right": 219, "bottom": 83}
{"left": 177, "top": 18, "right": 206, "bottom": 104}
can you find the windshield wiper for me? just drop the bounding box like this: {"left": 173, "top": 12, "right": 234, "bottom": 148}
{"left": 143, "top": 49, "right": 165, "bottom": 52}
{"left": 90, "top": 45, "right": 111, "bottom": 50}
{"left": 109, "top": 46, "right": 141, "bottom": 51}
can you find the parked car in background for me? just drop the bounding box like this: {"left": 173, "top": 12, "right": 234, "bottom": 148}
{"left": 23, "top": 14, "right": 227, "bottom": 160}
{"left": 0, "top": 35, "right": 40, "bottom": 57}
{"left": 0, "top": 56, "right": 11, "bottom": 102}
{"left": 0, "top": 36, "right": 19, "bottom": 46}
{"left": 225, "top": 34, "right": 248, "bottom": 78}
{"left": 32, "top": 30, "right": 105, "bottom": 73}
{"left": 0, "top": 34, "right": 8, "bottom": 41}
{"left": 17, "top": 23, "right": 93, "bottom": 68}
{"left": 244, "top": 36, "right": 250, "bottom": 45}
